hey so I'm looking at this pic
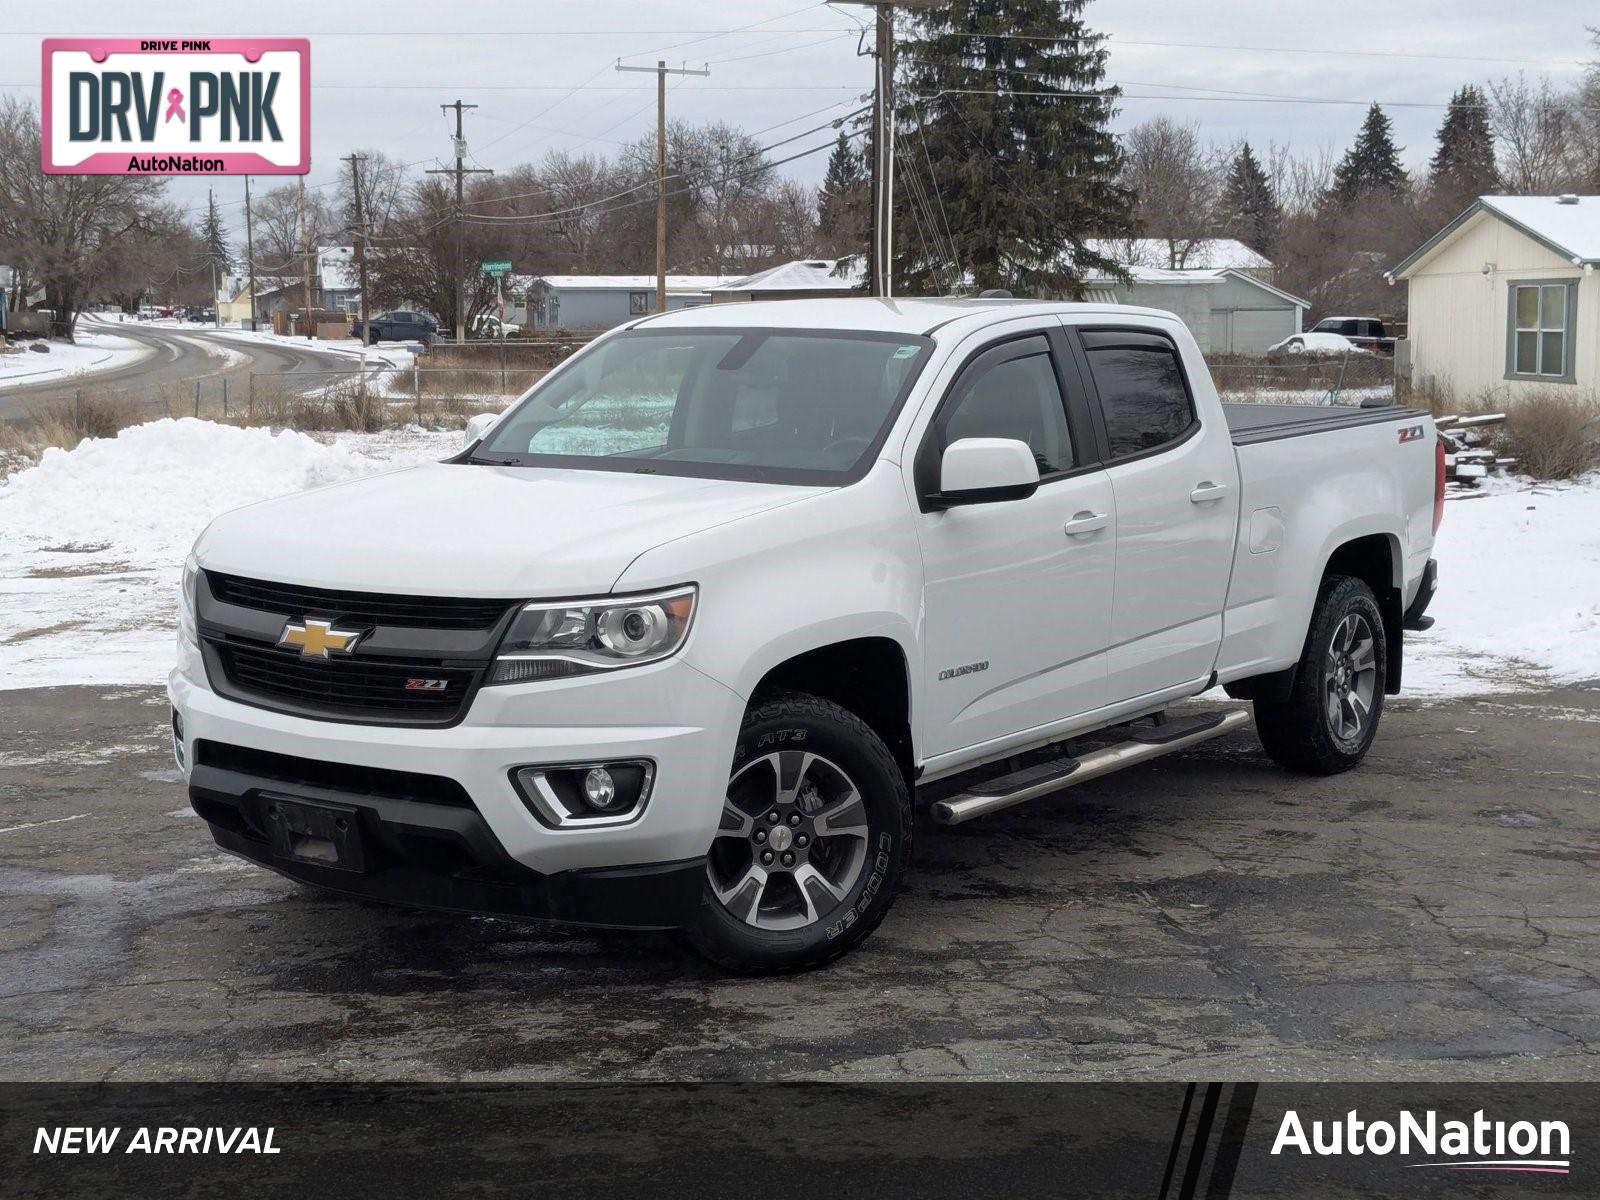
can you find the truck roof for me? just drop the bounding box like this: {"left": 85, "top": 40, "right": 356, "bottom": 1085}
{"left": 631, "top": 296, "right": 1180, "bottom": 337}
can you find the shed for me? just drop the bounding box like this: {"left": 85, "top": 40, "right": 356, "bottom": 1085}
{"left": 1388, "top": 195, "right": 1600, "bottom": 402}
{"left": 1083, "top": 266, "right": 1307, "bottom": 355}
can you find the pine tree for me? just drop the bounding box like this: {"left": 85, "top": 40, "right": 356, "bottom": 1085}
{"left": 1329, "top": 103, "right": 1408, "bottom": 208}
{"left": 1428, "top": 85, "right": 1498, "bottom": 215}
{"left": 816, "top": 131, "right": 869, "bottom": 257}
{"left": 200, "top": 192, "right": 233, "bottom": 276}
{"left": 896, "top": 0, "right": 1134, "bottom": 295}
{"left": 1220, "top": 141, "right": 1281, "bottom": 258}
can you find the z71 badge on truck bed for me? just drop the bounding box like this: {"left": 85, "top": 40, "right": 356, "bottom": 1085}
{"left": 171, "top": 297, "right": 1442, "bottom": 972}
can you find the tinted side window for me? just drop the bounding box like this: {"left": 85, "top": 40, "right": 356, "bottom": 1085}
{"left": 1085, "top": 344, "right": 1195, "bottom": 458}
{"left": 939, "top": 344, "right": 1074, "bottom": 475}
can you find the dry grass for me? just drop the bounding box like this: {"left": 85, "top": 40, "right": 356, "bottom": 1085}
{"left": 0, "top": 389, "right": 148, "bottom": 474}
{"left": 1499, "top": 389, "right": 1600, "bottom": 481}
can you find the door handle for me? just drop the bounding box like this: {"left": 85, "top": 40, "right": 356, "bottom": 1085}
{"left": 1064, "top": 510, "right": 1109, "bottom": 537}
{"left": 1190, "top": 481, "right": 1230, "bottom": 504}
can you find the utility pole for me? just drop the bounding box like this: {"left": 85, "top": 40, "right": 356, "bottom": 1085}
{"left": 208, "top": 185, "right": 221, "bottom": 327}
{"left": 243, "top": 175, "right": 258, "bottom": 332}
{"left": 427, "top": 101, "right": 491, "bottom": 343}
{"left": 343, "top": 153, "right": 370, "bottom": 342}
{"left": 615, "top": 59, "right": 709, "bottom": 313}
{"left": 829, "top": 1, "right": 938, "bottom": 297}
{"left": 298, "top": 175, "right": 314, "bottom": 339}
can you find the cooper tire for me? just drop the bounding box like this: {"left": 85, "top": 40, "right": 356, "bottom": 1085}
{"left": 685, "top": 691, "right": 911, "bottom": 973}
{"left": 1254, "top": 575, "right": 1386, "bottom": 775}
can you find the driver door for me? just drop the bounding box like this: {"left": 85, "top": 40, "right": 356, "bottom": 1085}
{"left": 913, "top": 332, "right": 1115, "bottom": 761}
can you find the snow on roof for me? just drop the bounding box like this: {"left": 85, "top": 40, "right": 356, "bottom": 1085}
{"left": 518, "top": 274, "right": 725, "bottom": 292}
{"left": 1082, "top": 263, "right": 1307, "bottom": 307}
{"left": 1390, "top": 195, "right": 1600, "bottom": 279}
{"left": 706, "top": 257, "right": 865, "bottom": 293}
{"left": 1084, "top": 238, "right": 1273, "bottom": 271}
{"left": 1478, "top": 196, "right": 1600, "bottom": 262}
{"left": 317, "top": 245, "right": 359, "bottom": 292}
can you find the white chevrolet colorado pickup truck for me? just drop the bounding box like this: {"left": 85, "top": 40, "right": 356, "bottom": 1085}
{"left": 171, "top": 298, "right": 1442, "bottom": 971}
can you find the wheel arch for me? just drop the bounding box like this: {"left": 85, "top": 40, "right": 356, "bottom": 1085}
{"left": 749, "top": 635, "right": 916, "bottom": 788}
{"left": 1321, "top": 531, "right": 1404, "bottom": 694}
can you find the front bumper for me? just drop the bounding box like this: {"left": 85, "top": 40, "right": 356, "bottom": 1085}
{"left": 170, "top": 643, "right": 745, "bottom": 928}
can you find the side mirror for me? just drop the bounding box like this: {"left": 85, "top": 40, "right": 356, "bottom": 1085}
{"left": 463, "top": 410, "right": 501, "bottom": 448}
{"left": 932, "top": 437, "right": 1040, "bottom": 508}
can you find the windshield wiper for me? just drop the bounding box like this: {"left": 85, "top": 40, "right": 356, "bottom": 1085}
{"left": 465, "top": 451, "right": 520, "bottom": 466}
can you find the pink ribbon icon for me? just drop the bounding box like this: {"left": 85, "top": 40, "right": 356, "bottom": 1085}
{"left": 164, "top": 88, "right": 185, "bottom": 123}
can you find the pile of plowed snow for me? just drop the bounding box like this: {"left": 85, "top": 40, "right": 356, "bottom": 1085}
{"left": 0, "top": 419, "right": 455, "bottom": 688}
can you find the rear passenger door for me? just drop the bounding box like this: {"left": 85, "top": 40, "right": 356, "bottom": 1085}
{"left": 1067, "top": 326, "right": 1240, "bottom": 702}
{"left": 913, "top": 331, "right": 1115, "bottom": 759}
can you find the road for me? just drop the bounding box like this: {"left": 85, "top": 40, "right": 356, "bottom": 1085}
{"left": 1, "top": 681, "right": 1598, "bottom": 1083}
{"left": 0, "top": 320, "right": 359, "bottom": 421}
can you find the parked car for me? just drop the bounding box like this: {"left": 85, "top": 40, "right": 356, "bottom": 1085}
{"left": 471, "top": 314, "right": 521, "bottom": 338}
{"left": 1268, "top": 331, "right": 1372, "bottom": 356}
{"left": 172, "top": 298, "right": 1442, "bottom": 972}
{"left": 354, "top": 310, "right": 438, "bottom": 344}
{"left": 1307, "top": 316, "right": 1393, "bottom": 354}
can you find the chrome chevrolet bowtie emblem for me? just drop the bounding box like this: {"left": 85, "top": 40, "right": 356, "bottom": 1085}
{"left": 278, "top": 617, "right": 363, "bottom": 659}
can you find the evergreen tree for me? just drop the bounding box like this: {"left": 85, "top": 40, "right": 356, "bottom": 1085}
{"left": 1220, "top": 141, "right": 1281, "bottom": 258}
{"left": 896, "top": 0, "right": 1134, "bottom": 295}
{"left": 1427, "top": 85, "right": 1499, "bottom": 214}
{"left": 1329, "top": 103, "right": 1407, "bottom": 208}
{"left": 816, "top": 131, "right": 868, "bottom": 256}
{"left": 200, "top": 192, "right": 233, "bottom": 276}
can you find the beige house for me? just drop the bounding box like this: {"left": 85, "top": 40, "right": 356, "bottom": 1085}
{"left": 1388, "top": 195, "right": 1600, "bottom": 402}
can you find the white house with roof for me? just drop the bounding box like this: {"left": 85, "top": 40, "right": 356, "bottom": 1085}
{"left": 1388, "top": 195, "right": 1600, "bottom": 401}
{"left": 512, "top": 274, "right": 723, "bottom": 330}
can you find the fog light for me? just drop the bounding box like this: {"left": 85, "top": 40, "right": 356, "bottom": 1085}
{"left": 511, "top": 760, "right": 655, "bottom": 828}
{"left": 171, "top": 709, "right": 185, "bottom": 769}
{"left": 582, "top": 767, "right": 617, "bottom": 810}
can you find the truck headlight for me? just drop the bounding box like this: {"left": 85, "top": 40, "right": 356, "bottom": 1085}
{"left": 489, "top": 586, "right": 696, "bottom": 683}
{"left": 178, "top": 554, "right": 200, "bottom": 648}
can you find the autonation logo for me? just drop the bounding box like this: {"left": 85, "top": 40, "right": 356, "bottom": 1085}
{"left": 1272, "top": 1108, "right": 1571, "bottom": 1175}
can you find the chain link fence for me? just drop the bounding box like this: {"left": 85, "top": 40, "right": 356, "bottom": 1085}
{"left": 1209, "top": 352, "right": 1396, "bottom": 407}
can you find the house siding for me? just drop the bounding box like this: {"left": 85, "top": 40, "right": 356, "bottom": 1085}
{"left": 1403, "top": 211, "right": 1598, "bottom": 402}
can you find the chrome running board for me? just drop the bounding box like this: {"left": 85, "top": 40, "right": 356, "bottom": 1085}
{"left": 929, "top": 709, "right": 1253, "bottom": 826}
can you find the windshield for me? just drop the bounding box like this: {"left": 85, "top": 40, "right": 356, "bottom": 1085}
{"left": 475, "top": 327, "right": 934, "bottom": 484}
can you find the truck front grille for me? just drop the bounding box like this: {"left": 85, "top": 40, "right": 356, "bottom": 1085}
{"left": 199, "top": 572, "right": 516, "bottom": 727}
{"left": 214, "top": 643, "right": 479, "bottom": 723}
{"left": 209, "top": 572, "right": 514, "bottom": 630}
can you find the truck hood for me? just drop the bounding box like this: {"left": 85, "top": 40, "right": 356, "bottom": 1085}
{"left": 194, "top": 462, "right": 818, "bottom": 598}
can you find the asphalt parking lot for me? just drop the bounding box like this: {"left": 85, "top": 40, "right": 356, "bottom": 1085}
{"left": 2, "top": 681, "right": 1598, "bottom": 1082}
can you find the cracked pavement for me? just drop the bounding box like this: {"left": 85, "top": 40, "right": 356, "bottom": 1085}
{"left": 1, "top": 681, "right": 1598, "bottom": 1082}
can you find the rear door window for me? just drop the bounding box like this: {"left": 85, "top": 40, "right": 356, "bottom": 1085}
{"left": 1080, "top": 332, "right": 1197, "bottom": 459}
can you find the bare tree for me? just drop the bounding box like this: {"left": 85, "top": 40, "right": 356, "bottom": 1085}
{"left": 1119, "top": 117, "right": 1220, "bottom": 267}
{"left": 0, "top": 98, "right": 168, "bottom": 337}
{"left": 1490, "top": 73, "right": 1584, "bottom": 192}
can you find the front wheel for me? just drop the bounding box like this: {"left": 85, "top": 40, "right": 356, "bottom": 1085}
{"left": 685, "top": 692, "right": 911, "bottom": 973}
{"left": 1254, "top": 575, "right": 1386, "bottom": 774}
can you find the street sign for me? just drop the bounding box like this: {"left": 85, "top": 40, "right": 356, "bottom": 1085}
{"left": 482, "top": 261, "right": 512, "bottom": 277}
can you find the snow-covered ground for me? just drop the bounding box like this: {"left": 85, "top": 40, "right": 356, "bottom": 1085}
{"left": 0, "top": 418, "right": 1595, "bottom": 697}
{"left": 0, "top": 325, "right": 153, "bottom": 390}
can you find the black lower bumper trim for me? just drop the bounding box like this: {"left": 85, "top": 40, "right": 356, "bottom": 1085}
{"left": 189, "top": 761, "right": 705, "bottom": 931}
{"left": 1403, "top": 558, "right": 1438, "bottom": 631}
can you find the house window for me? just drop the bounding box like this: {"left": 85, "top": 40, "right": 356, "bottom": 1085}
{"left": 1507, "top": 280, "right": 1577, "bottom": 382}
{"left": 629, "top": 291, "right": 652, "bottom": 316}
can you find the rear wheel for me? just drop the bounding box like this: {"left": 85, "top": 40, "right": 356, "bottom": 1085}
{"left": 685, "top": 693, "right": 911, "bottom": 973}
{"left": 1254, "top": 575, "right": 1386, "bottom": 774}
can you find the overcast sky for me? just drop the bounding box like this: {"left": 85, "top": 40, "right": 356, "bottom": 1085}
{"left": 4, "top": 0, "right": 1594, "bottom": 224}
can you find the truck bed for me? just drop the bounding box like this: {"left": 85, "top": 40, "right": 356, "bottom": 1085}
{"left": 1223, "top": 402, "right": 1424, "bottom": 446}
